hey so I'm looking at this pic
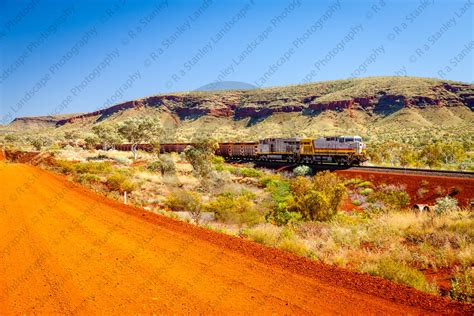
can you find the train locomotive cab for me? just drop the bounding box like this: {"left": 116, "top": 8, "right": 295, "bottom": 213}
{"left": 338, "top": 136, "right": 366, "bottom": 155}
{"left": 311, "top": 135, "right": 367, "bottom": 165}
{"left": 334, "top": 135, "right": 367, "bottom": 165}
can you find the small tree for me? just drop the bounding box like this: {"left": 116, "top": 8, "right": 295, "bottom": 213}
{"left": 399, "top": 145, "right": 417, "bottom": 167}
{"left": 84, "top": 134, "right": 100, "bottom": 150}
{"left": 158, "top": 155, "right": 176, "bottom": 175}
{"left": 290, "top": 171, "right": 346, "bottom": 221}
{"left": 367, "top": 184, "right": 410, "bottom": 212}
{"left": 205, "top": 191, "right": 262, "bottom": 227}
{"left": 4, "top": 134, "right": 19, "bottom": 143}
{"left": 450, "top": 266, "right": 472, "bottom": 303}
{"left": 434, "top": 196, "right": 458, "bottom": 215}
{"left": 29, "top": 136, "right": 52, "bottom": 151}
{"left": 184, "top": 138, "right": 219, "bottom": 190}
{"left": 165, "top": 189, "right": 203, "bottom": 224}
{"left": 106, "top": 172, "right": 137, "bottom": 193}
{"left": 118, "top": 118, "right": 162, "bottom": 160}
{"left": 150, "top": 139, "right": 161, "bottom": 157}
{"left": 147, "top": 155, "right": 176, "bottom": 175}
{"left": 92, "top": 123, "right": 122, "bottom": 151}
{"left": 420, "top": 143, "right": 443, "bottom": 168}
{"left": 440, "top": 141, "right": 466, "bottom": 165}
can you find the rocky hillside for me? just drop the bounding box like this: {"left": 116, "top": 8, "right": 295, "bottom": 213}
{"left": 6, "top": 77, "right": 474, "bottom": 141}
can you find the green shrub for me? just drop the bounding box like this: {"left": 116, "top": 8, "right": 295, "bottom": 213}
{"left": 212, "top": 156, "right": 225, "bottom": 164}
{"left": 450, "top": 266, "right": 472, "bottom": 303}
{"left": 4, "top": 134, "right": 19, "bottom": 143}
{"left": 74, "top": 161, "right": 112, "bottom": 175}
{"left": 29, "top": 136, "right": 52, "bottom": 151}
{"left": 259, "top": 173, "right": 282, "bottom": 187}
{"left": 367, "top": 184, "right": 410, "bottom": 211}
{"left": 434, "top": 196, "right": 458, "bottom": 215}
{"left": 293, "top": 165, "right": 312, "bottom": 176}
{"left": 267, "top": 208, "right": 302, "bottom": 226}
{"left": 184, "top": 138, "right": 219, "bottom": 190}
{"left": 289, "top": 171, "right": 346, "bottom": 222}
{"left": 352, "top": 199, "right": 362, "bottom": 206}
{"left": 147, "top": 156, "right": 176, "bottom": 175}
{"left": 245, "top": 225, "right": 308, "bottom": 256}
{"left": 360, "top": 188, "right": 373, "bottom": 195}
{"left": 244, "top": 224, "right": 281, "bottom": 247}
{"left": 278, "top": 234, "right": 308, "bottom": 256}
{"left": 159, "top": 155, "right": 176, "bottom": 175}
{"left": 147, "top": 161, "right": 161, "bottom": 172}
{"left": 84, "top": 134, "right": 99, "bottom": 149}
{"left": 54, "top": 160, "right": 76, "bottom": 174}
{"left": 106, "top": 172, "right": 136, "bottom": 193}
{"left": 238, "top": 167, "right": 263, "bottom": 178}
{"left": 206, "top": 191, "right": 263, "bottom": 227}
{"left": 165, "top": 189, "right": 203, "bottom": 224}
{"left": 357, "top": 181, "right": 372, "bottom": 188}
{"left": 212, "top": 156, "right": 225, "bottom": 171}
{"left": 362, "top": 257, "right": 438, "bottom": 294}
{"left": 346, "top": 178, "right": 362, "bottom": 185}
{"left": 263, "top": 176, "right": 300, "bottom": 225}
{"left": 76, "top": 173, "right": 101, "bottom": 184}
{"left": 48, "top": 143, "right": 61, "bottom": 152}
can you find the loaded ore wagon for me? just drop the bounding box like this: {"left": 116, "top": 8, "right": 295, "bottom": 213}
{"left": 218, "top": 142, "right": 257, "bottom": 160}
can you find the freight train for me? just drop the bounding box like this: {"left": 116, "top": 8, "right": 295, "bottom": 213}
{"left": 106, "top": 135, "right": 367, "bottom": 166}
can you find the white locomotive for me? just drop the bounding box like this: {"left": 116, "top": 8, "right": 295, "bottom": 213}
{"left": 257, "top": 136, "right": 366, "bottom": 165}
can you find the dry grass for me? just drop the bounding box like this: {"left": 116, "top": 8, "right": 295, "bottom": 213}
{"left": 245, "top": 208, "right": 472, "bottom": 297}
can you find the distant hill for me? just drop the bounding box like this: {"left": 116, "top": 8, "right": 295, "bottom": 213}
{"left": 7, "top": 114, "right": 82, "bottom": 131}
{"left": 6, "top": 77, "right": 474, "bottom": 142}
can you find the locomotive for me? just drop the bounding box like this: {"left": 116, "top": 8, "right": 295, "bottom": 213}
{"left": 108, "top": 135, "right": 367, "bottom": 166}
{"left": 257, "top": 136, "right": 366, "bottom": 165}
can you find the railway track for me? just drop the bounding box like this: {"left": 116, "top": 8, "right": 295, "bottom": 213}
{"left": 348, "top": 165, "right": 474, "bottom": 179}
{"left": 248, "top": 160, "right": 474, "bottom": 179}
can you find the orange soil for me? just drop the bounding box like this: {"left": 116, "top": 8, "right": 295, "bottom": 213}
{"left": 0, "top": 162, "right": 472, "bottom": 315}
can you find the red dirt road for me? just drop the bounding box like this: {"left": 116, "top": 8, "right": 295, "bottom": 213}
{"left": 0, "top": 162, "right": 471, "bottom": 314}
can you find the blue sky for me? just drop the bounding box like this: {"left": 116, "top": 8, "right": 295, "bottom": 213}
{"left": 1, "top": 0, "right": 473, "bottom": 122}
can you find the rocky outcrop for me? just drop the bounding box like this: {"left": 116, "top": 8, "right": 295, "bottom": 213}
{"left": 412, "top": 96, "right": 439, "bottom": 107}
{"left": 235, "top": 107, "right": 274, "bottom": 118}
{"left": 56, "top": 101, "right": 142, "bottom": 125}
{"left": 174, "top": 107, "right": 211, "bottom": 119}
{"left": 309, "top": 100, "right": 353, "bottom": 112}
{"left": 234, "top": 105, "right": 305, "bottom": 118}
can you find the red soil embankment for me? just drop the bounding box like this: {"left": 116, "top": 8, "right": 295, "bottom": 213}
{"left": 336, "top": 169, "right": 474, "bottom": 207}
